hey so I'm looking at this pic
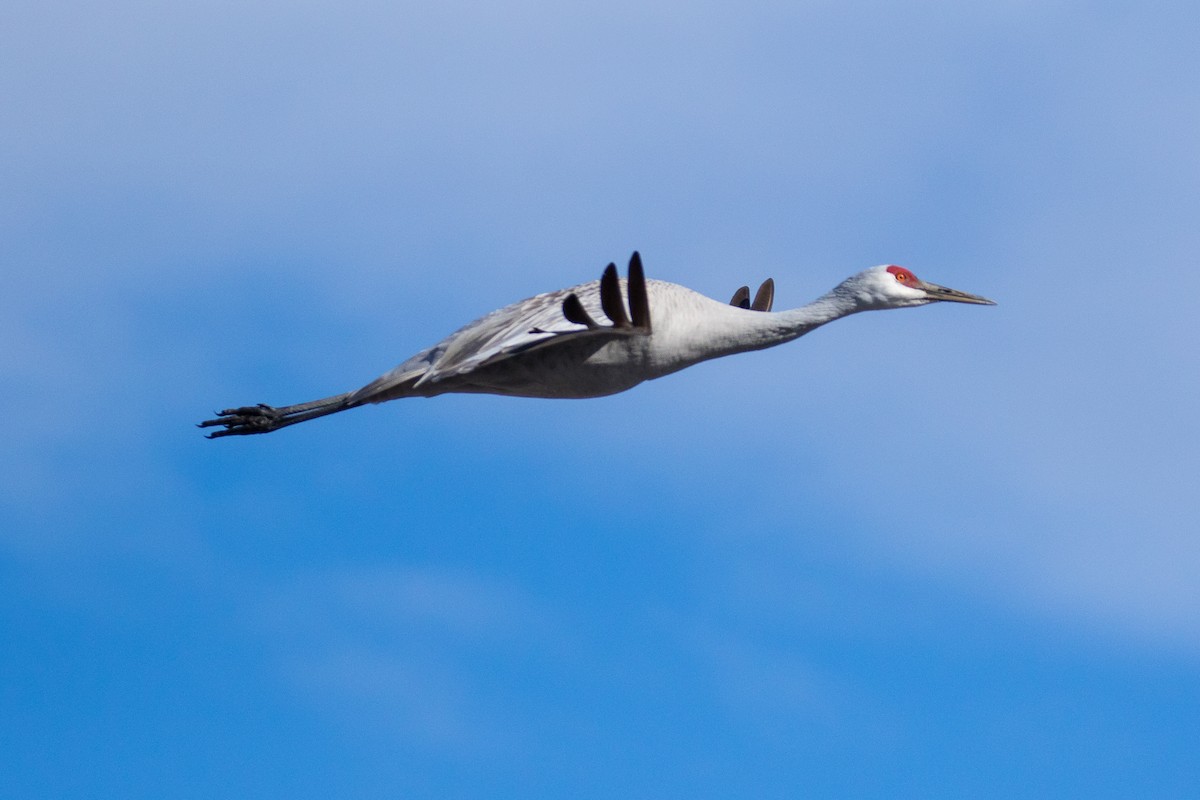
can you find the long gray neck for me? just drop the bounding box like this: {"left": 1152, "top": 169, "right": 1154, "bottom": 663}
{"left": 653, "top": 286, "right": 869, "bottom": 378}
{"left": 736, "top": 289, "right": 864, "bottom": 351}
{"left": 680, "top": 289, "right": 867, "bottom": 371}
{"left": 779, "top": 290, "right": 862, "bottom": 332}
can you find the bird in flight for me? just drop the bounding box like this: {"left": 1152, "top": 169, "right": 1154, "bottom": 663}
{"left": 201, "top": 252, "right": 994, "bottom": 438}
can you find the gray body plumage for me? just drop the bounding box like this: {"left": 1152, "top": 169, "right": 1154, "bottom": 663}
{"left": 352, "top": 278, "right": 780, "bottom": 402}
{"left": 200, "top": 252, "right": 994, "bottom": 437}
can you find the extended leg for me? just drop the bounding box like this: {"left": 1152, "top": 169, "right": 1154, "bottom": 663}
{"left": 198, "top": 391, "right": 358, "bottom": 438}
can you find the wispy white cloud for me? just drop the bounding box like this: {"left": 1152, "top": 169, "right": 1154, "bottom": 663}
{"left": 4, "top": 5, "right": 1200, "bottom": 793}
{"left": 3, "top": 0, "right": 1198, "bottom": 675}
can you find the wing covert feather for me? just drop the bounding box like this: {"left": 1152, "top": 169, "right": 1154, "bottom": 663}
{"left": 352, "top": 263, "right": 659, "bottom": 403}
{"left": 418, "top": 281, "right": 615, "bottom": 384}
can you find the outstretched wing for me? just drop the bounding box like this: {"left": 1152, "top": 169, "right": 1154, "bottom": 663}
{"left": 427, "top": 252, "right": 651, "bottom": 382}
{"left": 349, "top": 253, "right": 651, "bottom": 402}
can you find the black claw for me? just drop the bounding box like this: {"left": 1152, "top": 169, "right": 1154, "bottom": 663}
{"left": 197, "top": 403, "right": 283, "bottom": 436}
{"left": 201, "top": 392, "right": 354, "bottom": 438}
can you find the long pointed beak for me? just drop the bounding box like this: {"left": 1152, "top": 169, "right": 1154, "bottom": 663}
{"left": 919, "top": 280, "right": 996, "bottom": 306}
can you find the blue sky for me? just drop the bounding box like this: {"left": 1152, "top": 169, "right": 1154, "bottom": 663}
{"left": 3, "top": 1, "right": 1199, "bottom": 797}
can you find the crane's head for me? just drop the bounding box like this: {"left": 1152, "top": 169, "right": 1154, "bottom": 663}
{"left": 840, "top": 265, "right": 996, "bottom": 309}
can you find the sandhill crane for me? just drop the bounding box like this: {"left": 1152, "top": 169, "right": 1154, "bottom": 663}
{"left": 200, "top": 252, "right": 994, "bottom": 437}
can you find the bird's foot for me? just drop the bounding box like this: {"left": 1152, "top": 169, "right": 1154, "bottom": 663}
{"left": 199, "top": 392, "right": 357, "bottom": 439}
{"left": 198, "top": 404, "right": 283, "bottom": 438}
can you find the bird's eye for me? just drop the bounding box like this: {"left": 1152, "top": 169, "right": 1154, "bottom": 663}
{"left": 895, "top": 272, "right": 908, "bottom": 282}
